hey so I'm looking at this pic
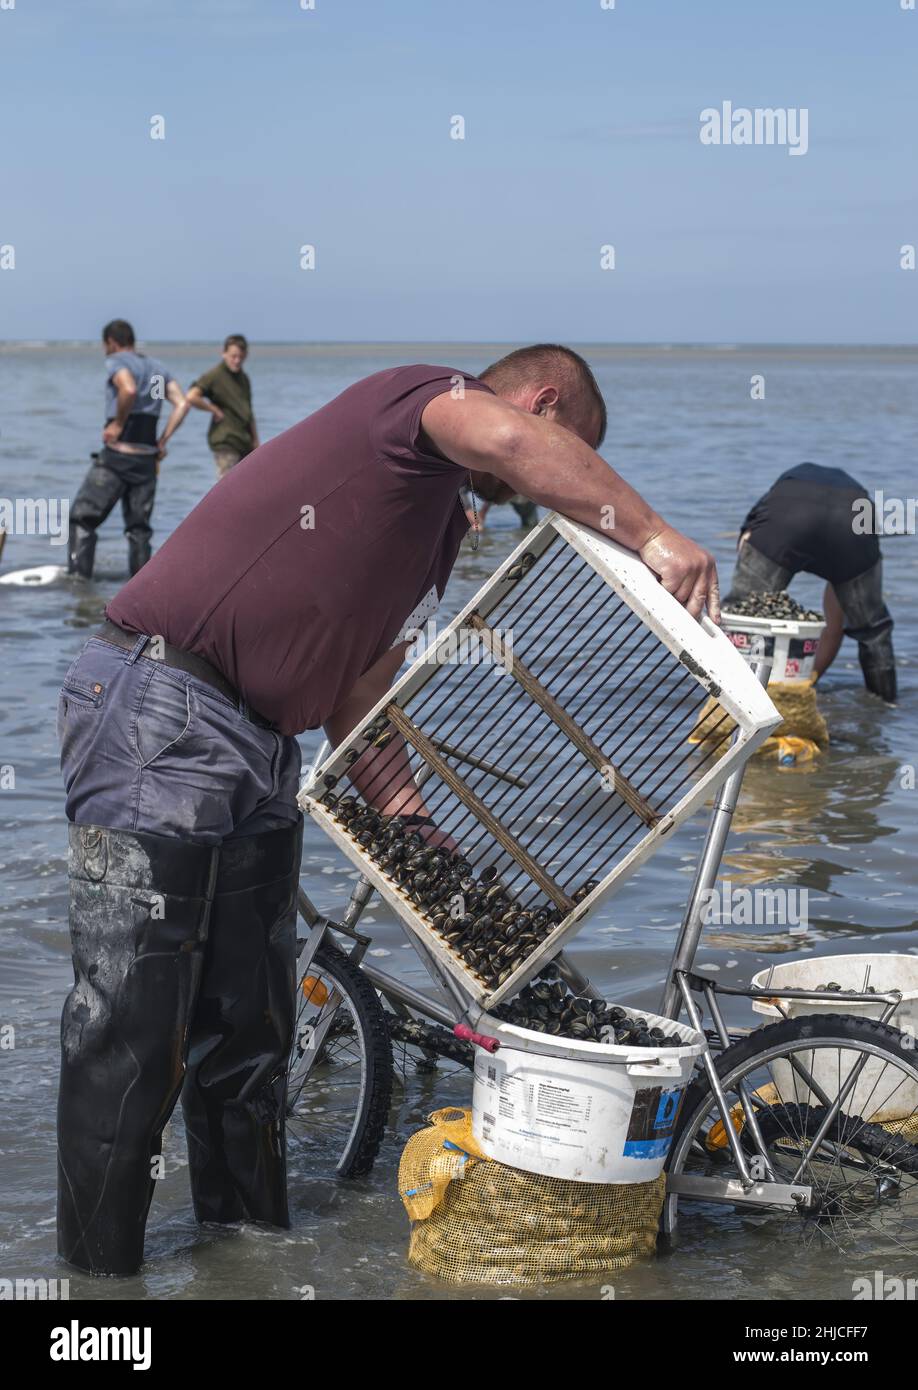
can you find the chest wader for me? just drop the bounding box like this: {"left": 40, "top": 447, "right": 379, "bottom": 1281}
{"left": 857, "top": 644, "right": 897, "bottom": 703}
{"left": 67, "top": 447, "right": 157, "bottom": 580}
{"left": 180, "top": 822, "right": 301, "bottom": 1226}
{"left": 57, "top": 819, "right": 302, "bottom": 1276}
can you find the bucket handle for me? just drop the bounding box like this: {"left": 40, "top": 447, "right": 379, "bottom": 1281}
{"left": 626, "top": 1058, "right": 683, "bottom": 1078}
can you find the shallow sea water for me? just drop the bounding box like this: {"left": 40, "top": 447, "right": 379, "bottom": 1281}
{"left": 0, "top": 343, "right": 915, "bottom": 1299}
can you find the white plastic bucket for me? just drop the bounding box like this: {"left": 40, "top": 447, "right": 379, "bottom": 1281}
{"left": 470, "top": 1007, "right": 705, "bottom": 1183}
{"left": 720, "top": 611, "right": 824, "bottom": 684}
{"left": 751, "top": 954, "right": 918, "bottom": 1121}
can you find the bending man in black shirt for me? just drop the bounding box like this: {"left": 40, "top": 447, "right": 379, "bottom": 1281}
{"left": 726, "top": 462, "right": 896, "bottom": 702}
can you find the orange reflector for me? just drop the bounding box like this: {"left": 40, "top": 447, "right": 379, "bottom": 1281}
{"left": 301, "top": 976, "right": 329, "bottom": 1005}
{"left": 706, "top": 1105, "right": 745, "bottom": 1150}
{"left": 705, "top": 1083, "right": 781, "bottom": 1151}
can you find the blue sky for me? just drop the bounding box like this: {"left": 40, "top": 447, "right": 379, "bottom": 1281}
{"left": 1, "top": 0, "right": 916, "bottom": 342}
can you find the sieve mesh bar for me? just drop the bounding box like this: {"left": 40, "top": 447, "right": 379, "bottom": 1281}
{"left": 411, "top": 572, "right": 625, "bottom": 857}
{"left": 466, "top": 610, "right": 660, "bottom": 827}
{"left": 386, "top": 702, "right": 575, "bottom": 911}
{"left": 571, "top": 668, "right": 715, "bottom": 829}
{"left": 418, "top": 583, "right": 659, "bottom": 854}
{"left": 501, "top": 648, "right": 706, "bottom": 859}
{"left": 349, "top": 535, "right": 580, "bottom": 811}
{"left": 503, "top": 638, "right": 680, "bottom": 851}
{"left": 601, "top": 665, "right": 708, "bottom": 784}
{"left": 639, "top": 711, "right": 736, "bottom": 808}
{"left": 403, "top": 577, "right": 718, "bottom": 902}
{"left": 423, "top": 681, "right": 708, "bottom": 907}
{"left": 411, "top": 550, "right": 607, "bottom": 747}
{"left": 397, "top": 554, "right": 596, "bottom": 819}
{"left": 305, "top": 520, "right": 774, "bottom": 1004}
{"left": 612, "top": 672, "right": 728, "bottom": 795}
{"left": 353, "top": 629, "right": 722, "bottom": 911}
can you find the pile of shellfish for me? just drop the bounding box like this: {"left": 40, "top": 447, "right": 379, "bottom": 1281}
{"left": 724, "top": 590, "right": 822, "bottom": 622}
{"left": 319, "top": 784, "right": 597, "bottom": 990}
{"left": 492, "top": 963, "right": 683, "bottom": 1047}
{"left": 814, "top": 980, "right": 877, "bottom": 994}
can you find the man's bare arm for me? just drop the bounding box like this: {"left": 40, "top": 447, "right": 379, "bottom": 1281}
{"left": 813, "top": 583, "right": 844, "bottom": 679}
{"left": 186, "top": 385, "right": 224, "bottom": 421}
{"left": 324, "top": 644, "right": 451, "bottom": 842}
{"left": 421, "top": 390, "right": 720, "bottom": 620}
{"left": 155, "top": 380, "right": 190, "bottom": 459}
{"left": 102, "top": 367, "right": 138, "bottom": 443}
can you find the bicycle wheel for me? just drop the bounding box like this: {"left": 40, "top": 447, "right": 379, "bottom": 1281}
{"left": 286, "top": 942, "right": 393, "bottom": 1178}
{"left": 664, "top": 1013, "right": 918, "bottom": 1254}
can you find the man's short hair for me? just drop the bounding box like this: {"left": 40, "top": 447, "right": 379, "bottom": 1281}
{"left": 480, "top": 344, "right": 607, "bottom": 447}
{"left": 101, "top": 319, "right": 135, "bottom": 348}
{"left": 223, "top": 334, "right": 248, "bottom": 353}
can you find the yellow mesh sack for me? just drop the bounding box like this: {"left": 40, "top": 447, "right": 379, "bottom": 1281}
{"left": 690, "top": 677, "right": 829, "bottom": 755}
{"left": 398, "top": 1108, "right": 487, "bottom": 1221}
{"left": 879, "top": 1112, "right": 918, "bottom": 1141}
{"left": 400, "top": 1110, "right": 665, "bottom": 1286}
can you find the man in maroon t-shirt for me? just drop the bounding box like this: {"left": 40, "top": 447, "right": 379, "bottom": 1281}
{"left": 55, "top": 345, "right": 719, "bottom": 1276}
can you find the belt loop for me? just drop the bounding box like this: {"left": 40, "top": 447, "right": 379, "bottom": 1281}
{"left": 125, "top": 633, "right": 150, "bottom": 665}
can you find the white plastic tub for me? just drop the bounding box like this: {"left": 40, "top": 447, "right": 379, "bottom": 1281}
{"left": 751, "top": 954, "right": 918, "bottom": 1121}
{"left": 470, "top": 1006, "right": 705, "bottom": 1183}
{"left": 720, "top": 611, "right": 824, "bottom": 684}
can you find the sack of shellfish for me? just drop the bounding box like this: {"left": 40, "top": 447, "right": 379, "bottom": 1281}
{"left": 399, "top": 1109, "right": 664, "bottom": 1286}
{"left": 690, "top": 677, "right": 828, "bottom": 757}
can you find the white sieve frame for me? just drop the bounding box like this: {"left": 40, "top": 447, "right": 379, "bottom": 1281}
{"left": 298, "top": 514, "right": 781, "bottom": 1012}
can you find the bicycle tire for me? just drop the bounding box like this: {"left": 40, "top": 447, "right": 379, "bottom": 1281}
{"left": 287, "top": 941, "right": 393, "bottom": 1178}
{"left": 665, "top": 1013, "right": 918, "bottom": 1238}
{"left": 745, "top": 1102, "right": 918, "bottom": 1176}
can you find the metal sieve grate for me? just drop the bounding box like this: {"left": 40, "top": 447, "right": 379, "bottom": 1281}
{"left": 299, "top": 514, "right": 780, "bottom": 1010}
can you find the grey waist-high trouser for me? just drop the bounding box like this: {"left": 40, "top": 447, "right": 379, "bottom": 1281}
{"left": 56, "top": 630, "right": 303, "bottom": 1274}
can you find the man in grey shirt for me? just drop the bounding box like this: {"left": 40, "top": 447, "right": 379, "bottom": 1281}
{"left": 67, "top": 319, "right": 189, "bottom": 578}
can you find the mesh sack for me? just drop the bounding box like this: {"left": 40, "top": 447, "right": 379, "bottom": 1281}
{"left": 690, "top": 679, "right": 828, "bottom": 754}
{"left": 879, "top": 1112, "right": 918, "bottom": 1141}
{"left": 401, "top": 1112, "right": 664, "bottom": 1286}
{"left": 399, "top": 1108, "right": 487, "bottom": 1221}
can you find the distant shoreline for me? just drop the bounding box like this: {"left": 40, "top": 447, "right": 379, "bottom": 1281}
{"left": 2, "top": 341, "right": 917, "bottom": 359}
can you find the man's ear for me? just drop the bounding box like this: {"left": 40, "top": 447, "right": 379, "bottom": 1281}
{"left": 532, "top": 386, "right": 559, "bottom": 416}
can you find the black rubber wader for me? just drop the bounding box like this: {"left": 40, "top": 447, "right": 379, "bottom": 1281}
{"left": 57, "top": 819, "right": 302, "bottom": 1275}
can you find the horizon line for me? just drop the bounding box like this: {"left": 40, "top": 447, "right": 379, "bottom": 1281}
{"left": 2, "top": 339, "right": 918, "bottom": 351}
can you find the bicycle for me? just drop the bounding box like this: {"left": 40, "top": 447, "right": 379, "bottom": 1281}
{"left": 286, "top": 732, "right": 918, "bottom": 1254}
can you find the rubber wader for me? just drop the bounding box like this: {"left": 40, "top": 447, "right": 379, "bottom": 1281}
{"left": 57, "top": 819, "right": 301, "bottom": 1275}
